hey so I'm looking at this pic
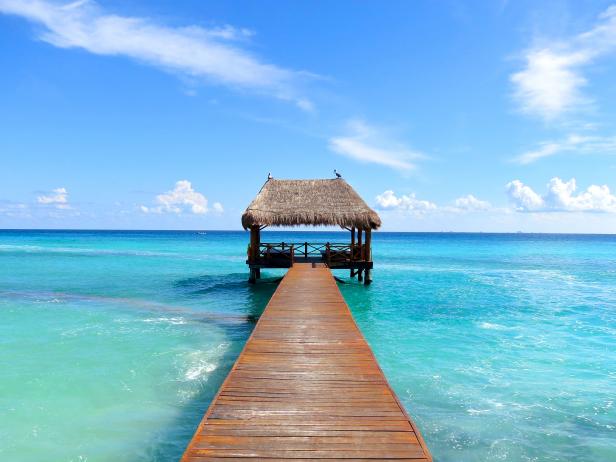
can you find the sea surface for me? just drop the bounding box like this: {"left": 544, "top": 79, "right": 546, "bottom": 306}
{"left": 0, "top": 230, "right": 614, "bottom": 462}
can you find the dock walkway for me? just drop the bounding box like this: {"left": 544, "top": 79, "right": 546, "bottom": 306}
{"left": 181, "top": 263, "right": 431, "bottom": 461}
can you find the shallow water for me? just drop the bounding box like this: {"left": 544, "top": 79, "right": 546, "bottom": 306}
{"left": 0, "top": 230, "right": 614, "bottom": 461}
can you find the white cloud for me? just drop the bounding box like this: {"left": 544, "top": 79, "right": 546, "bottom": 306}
{"left": 506, "top": 177, "right": 616, "bottom": 212}
{"left": 375, "top": 191, "right": 493, "bottom": 215}
{"left": 329, "top": 120, "right": 424, "bottom": 171}
{"left": 141, "top": 180, "right": 219, "bottom": 215}
{"left": 375, "top": 190, "right": 437, "bottom": 212}
{"left": 514, "top": 133, "right": 616, "bottom": 164}
{"left": 511, "top": 49, "right": 589, "bottom": 120}
{"left": 0, "top": 0, "right": 313, "bottom": 109}
{"left": 37, "top": 187, "right": 70, "bottom": 209}
{"left": 212, "top": 202, "right": 224, "bottom": 213}
{"left": 506, "top": 180, "right": 545, "bottom": 211}
{"left": 511, "top": 5, "right": 616, "bottom": 120}
{"left": 454, "top": 194, "right": 491, "bottom": 211}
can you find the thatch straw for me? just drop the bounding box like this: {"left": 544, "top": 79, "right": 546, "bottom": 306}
{"left": 242, "top": 178, "right": 381, "bottom": 230}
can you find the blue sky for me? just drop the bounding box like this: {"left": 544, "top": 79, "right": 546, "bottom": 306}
{"left": 2, "top": 0, "right": 616, "bottom": 231}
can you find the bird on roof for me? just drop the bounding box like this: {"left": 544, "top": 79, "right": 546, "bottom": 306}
{"left": 267, "top": 172, "right": 273, "bottom": 180}
{"left": 334, "top": 169, "right": 342, "bottom": 178}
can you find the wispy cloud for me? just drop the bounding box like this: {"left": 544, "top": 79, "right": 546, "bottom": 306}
{"left": 37, "top": 187, "right": 70, "bottom": 209}
{"left": 513, "top": 133, "right": 616, "bottom": 164}
{"left": 0, "top": 201, "right": 30, "bottom": 218}
{"left": 0, "top": 0, "right": 314, "bottom": 109}
{"left": 506, "top": 177, "right": 616, "bottom": 212}
{"left": 511, "top": 5, "right": 616, "bottom": 121}
{"left": 141, "top": 180, "right": 220, "bottom": 215}
{"left": 329, "top": 120, "right": 424, "bottom": 171}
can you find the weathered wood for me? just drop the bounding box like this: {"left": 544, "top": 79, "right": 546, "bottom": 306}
{"left": 249, "top": 226, "right": 258, "bottom": 264}
{"left": 350, "top": 228, "right": 356, "bottom": 277}
{"left": 182, "top": 264, "right": 431, "bottom": 461}
{"left": 357, "top": 228, "right": 363, "bottom": 281}
{"left": 364, "top": 228, "right": 372, "bottom": 285}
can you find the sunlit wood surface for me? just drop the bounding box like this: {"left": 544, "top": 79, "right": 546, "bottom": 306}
{"left": 181, "top": 263, "right": 431, "bottom": 461}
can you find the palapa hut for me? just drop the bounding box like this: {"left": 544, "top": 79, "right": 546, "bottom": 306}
{"left": 242, "top": 177, "right": 381, "bottom": 285}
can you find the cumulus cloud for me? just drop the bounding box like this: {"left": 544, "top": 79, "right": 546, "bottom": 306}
{"left": 374, "top": 190, "right": 493, "bottom": 215}
{"left": 513, "top": 133, "right": 616, "bottom": 164}
{"left": 454, "top": 194, "right": 491, "bottom": 211}
{"left": 511, "top": 5, "right": 616, "bottom": 120}
{"left": 375, "top": 190, "right": 437, "bottom": 212}
{"left": 329, "top": 120, "right": 424, "bottom": 171}
{"left": 506, "top": 177, "right": 616, "bottom": 212}
{"left": 141, "top": 180, "right": 219, "bottom": 215}
{"left": 37, "top": 187, "right": 70, "bottom": 209}
{"left": 0, "top": 0, "right": 313, "bottom": 110}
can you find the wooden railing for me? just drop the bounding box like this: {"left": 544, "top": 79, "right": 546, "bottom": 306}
{"left": 249, "top": 242, "right": 367, "bottom": 266}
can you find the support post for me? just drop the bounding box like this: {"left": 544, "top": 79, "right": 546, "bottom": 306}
{"left": 364, "top": 228, "right": 372, "bottom": 285}
{"left": 350, "top": 227, "right": 356, "bottom": 277}
{"left": 357, "top": 228, "right": 363, "bottom": 281}
{"left": 249, "top": 225, "right": 259, "bottom": 263}
{"left": 249, "top": 225, "right": 261, "bottom": 283}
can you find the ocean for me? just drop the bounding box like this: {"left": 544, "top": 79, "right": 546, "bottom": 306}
{"left": 0, "top": 230, "right": 614, "bottom": 461}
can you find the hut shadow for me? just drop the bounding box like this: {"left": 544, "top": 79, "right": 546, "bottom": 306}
{"left": 174, "top": 272, "right": 249, "bottom": 296}
{"left": 142, "top": 274, "right": 279, "bottom": 461}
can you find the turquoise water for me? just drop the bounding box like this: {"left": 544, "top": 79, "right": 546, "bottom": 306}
{"left": 0, "top": 231, "right": 614, "bottom": 461}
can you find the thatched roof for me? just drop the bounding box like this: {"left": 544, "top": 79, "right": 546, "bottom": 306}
{"left": 242, "top": 178, "right": 381, "bottom": 230}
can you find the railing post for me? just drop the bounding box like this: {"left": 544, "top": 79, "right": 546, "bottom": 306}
{"left": 290, "top": 245, "right": 294, "bottom": 267}
{"left": 304, "top": 242, "right": 308, "bottom": 259}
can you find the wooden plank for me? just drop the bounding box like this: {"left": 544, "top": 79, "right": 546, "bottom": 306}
{"left": 181, "top": 264, "right": 431, "bottom": 461}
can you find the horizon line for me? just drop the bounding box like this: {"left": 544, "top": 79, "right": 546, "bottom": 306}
{"left": 1, "top": 228, "right": 616, "bottom": 236}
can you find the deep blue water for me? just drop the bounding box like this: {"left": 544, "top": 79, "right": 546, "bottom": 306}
{"left": 0, "top": 230, "right": 614, "bottom": 461}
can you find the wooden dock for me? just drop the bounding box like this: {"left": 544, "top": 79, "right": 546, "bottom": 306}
{"left": 181, "top": 263, "right": 431, "bottom": 461}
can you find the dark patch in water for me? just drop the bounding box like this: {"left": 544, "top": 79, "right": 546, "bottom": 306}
{"left": 174, "top": 273, "right": 248, "bottom": 295}
{"left": 172, "top": 272, "right": 278, "bottom": 322}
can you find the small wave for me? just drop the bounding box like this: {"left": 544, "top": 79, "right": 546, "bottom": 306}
{"left": 478, "top": 322, "right": 510, "bottom": 331}
{"left": 34, "top": 297, "right": 62, "bottom": 304}
{"left": 0, "top": 244, "right": 174, "bottom": 258}
{"left": 466, "top": 408, "right": 491, "bottom": 415}
{"left": 185, "top": 362, "right": 217, "bottom": 380}
{"left": 142, "top": 316, "right": 187, "bottom": 325}
{"left": 182, "top": 344, "right": 229, "bottom": 381}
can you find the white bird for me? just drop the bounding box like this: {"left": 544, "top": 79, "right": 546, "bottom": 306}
{"left": 334, "top": 169, "right": 342, "bottom": 178}
{"left": 267, "top": 172, "right": 273, "bottom": 180}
